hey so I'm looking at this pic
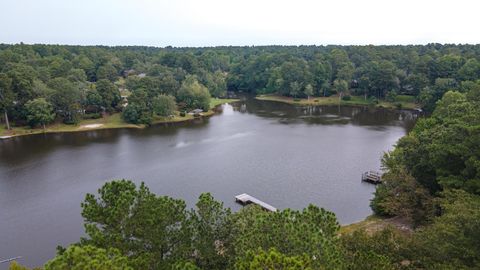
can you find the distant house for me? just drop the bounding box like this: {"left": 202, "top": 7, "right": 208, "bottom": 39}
{"left": 190, "top": 109, "right": 203, "bottom": 114}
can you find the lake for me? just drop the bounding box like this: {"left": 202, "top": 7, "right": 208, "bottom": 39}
{"left": 0, "top": 96, "right": 417, "bottom": 268}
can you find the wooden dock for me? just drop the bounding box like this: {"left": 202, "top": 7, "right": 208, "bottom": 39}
{"left": 362, "top": 171, "right": 382, "bottom": 184}
{"left": 0, "top": 256, "right": 22, "bottom": 264}
{"left": 235, "top": 193, "right": 277, "bottom": 212}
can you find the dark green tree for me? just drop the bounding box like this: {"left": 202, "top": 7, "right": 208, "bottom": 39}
{"left": 0, "top": 73, "right": 14, "bottom": 129}
{"left": 25, "top": 98, "right": 55, "bottom": 130}
{"left": 81, "top": 180, "right": 191, "bottom": 270}
{"left": 177, "top": 76, "right": 210, "bottom": 111}
{"left": 152, "top": 95, "right": 176, "bottom": 117}
{"left": 44, "top": 245, "right": 132, "bottom": 270}
{"left": 190, "top": 193, "right": 232, "bottom": 270}
{"left": 96, "top": 79, "right": 120, "bottom": 111}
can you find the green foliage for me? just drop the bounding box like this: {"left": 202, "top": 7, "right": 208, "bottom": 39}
{"left": 235, "top": 248, "right": 312, "bottom": 270}
{"left": 381, "top": 86, "right": 480, "bottom": 196}
{"left": 177, "top": 76, "right": 211, "bottom": 111}
{"left": 8, "top": 261, "right": 35, "bottom": 270}
{"left": 190, "top": 193, "right": 232, "bottom": 270}
{"left": 21, "top": 175, "right": 480, "bottom": 270}
{"left": 357, "top": 60, "right": 399, "bottom": 99}
{"left": 385, "top": 91, "right": 397, "bottom": 102}
{"left": 231, "top": 205, "right": 343, "bottom": 269}
{"left": 25, "top": 98, "right": 55, "bottom": 128}
{"left": 204, "top": 70, "right": 227, "bottom": 98}
{"left": 47, "top": 77, "right": 82, "bottom": 124}
{"left": 411, "top": 190, "right": 480, "bottom": 269}
{"left": 85, "top": 89, "right": 103, "bottom": 113}
{"left": 83, "top": 112, "right": 102, "bottom": 120}
{"left": 44, "top": 245, "right": 132, "bottom": 270}
{"left": 122, "top": 89, "right": 152, "bottom": 124}
{"left": 96, "top": 63, "right": 118, "bottom": 82}
{"left": 371, "top": 168, "right": 434, "bottom": 226}
{"left": 2, "top": 43, "right": 480, "bottom": 127}
{"left": 0, "top": 72, "right": 14, "bottom": 129}
{"left": 171, "top": 261, "right": 200, "bottom": 270}
{"left": 333, "top": 79, "right": 348, "bottom": 96}
{"left": 340, "top": 228, "right": 409, "bottom": 270}
{"left": 153, "top": 95, "right": 177, "bottom": 117}
{"left": 458, "top": 58, "right": 480, "bottom": 81}
{"left": 96, "top": 79, "right": 121, "bottom": 111}
{"left": 81, "top": 180, "right": 191, "bottom": 269}
{"left": 304, "top": 84, "right": 314, "bottom": 98}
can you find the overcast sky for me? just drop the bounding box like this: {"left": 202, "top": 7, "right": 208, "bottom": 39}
{"left": 1, "top": 0, "right": 479, "bottom": 47}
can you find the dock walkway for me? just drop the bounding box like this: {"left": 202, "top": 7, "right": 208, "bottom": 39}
{"left": 235, "top": 193, "right": 277, "bottom": 212}
{"left": 362, "top": 171, "right": 382, "bottom": 184}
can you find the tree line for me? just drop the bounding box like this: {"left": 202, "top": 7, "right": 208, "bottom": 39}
{"left": 2, "top": 43, "right": 480, "bottom": 130}
{"left": 0, "top": 44, "right": 226, "bottom": 129}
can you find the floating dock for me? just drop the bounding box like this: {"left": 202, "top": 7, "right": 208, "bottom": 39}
{"left": 235, "top": 193, "right": 277, "bottom": 212}
{"left": 362, "top": 171, "right": 382, "bottom": 184}
{"left": 0, "top": 256, "right": 22, "bottom": 264}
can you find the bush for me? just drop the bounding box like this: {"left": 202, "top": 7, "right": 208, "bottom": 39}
{"left": 83, "top": 113, "right": 102, "bottom": 119}
{"left": 180, "top": 111, "right": 186, "bottom": 117}
{"left": 386, "top": 91, "right": 398, "bottom": 102}
{"left": 122, "top": 105, "right": 152, "bottom": 125}
{"left": 153, "top": 95, "right": 176, "bottom": 117}
{"left": 368, "top": 97, "right": 379, "bottom": 105}
{"left": 293, "top": 98, "right": 301, "bottom": 102}
{"left": 63, "top": 113, "right": 81, "bottom": 125}
{"left": 342, "top": 95, "right": 352, "bottom": 101}
{"left": 177, "top": 76, "right": 211, "bottom": 111}
{"left": 395, "top": 103, "right": 403, "bottom": 109}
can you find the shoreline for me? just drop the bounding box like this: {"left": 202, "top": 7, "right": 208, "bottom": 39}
{"left": 339, "top": 215, "right": 413, "bottom": 235}
{"left": 256, "top": 94, "right": 420, "bottom": 110}
{"left": 0, "top": 99, "right": 239, "bottom": 140}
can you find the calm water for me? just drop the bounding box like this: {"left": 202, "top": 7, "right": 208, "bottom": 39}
{"left": 0, "top": 97, "right": 417, "bottom": 268}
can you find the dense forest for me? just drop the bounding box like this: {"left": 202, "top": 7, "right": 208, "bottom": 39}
{"left": 3, "top": 44, "right": 480, "bottom": 269}
{"left": 2, "top": 43, "right": 480, "bottom": 130}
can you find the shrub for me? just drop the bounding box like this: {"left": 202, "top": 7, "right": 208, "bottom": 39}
{"left": 153, "top": 95, "right": 177, "bottom": 117}
{"left": 83, "top": 113, "right": 102, "bottom": 120}
{"left": 293, "top": 98, "right": 301, "bottom": 102}
{"left": 180, "top": 111, "right": 186, "bottom": 117}
{"left": 342, "top": 95, "right": 352, "bottom": 101}
{"left": 368, "top": 97, "right": 379, "bottom": 105}
{"left": 386, "top": 91, "right": 398, "bottom": 102}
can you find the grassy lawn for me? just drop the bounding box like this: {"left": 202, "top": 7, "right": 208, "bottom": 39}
{"left": 256, "top": 94, "right": 419, "bottom": 110}
{"left": 0, "top": 114, "right": 142, "bottom": 138}
{"left": 339, "top": 215, "right": 413, "bottom": 236}
{"left": 339, "top": 215, "right": 385, "bottom": 235}
{"left": 0, "top": 98, "right": 240, "bottom": 139}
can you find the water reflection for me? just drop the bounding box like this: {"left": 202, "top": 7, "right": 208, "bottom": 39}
{"left": 232, "top": 97, "right": 418, "bottom": 130}
{"left": 0, "top": 95, "right": 418, "bottom": 268}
